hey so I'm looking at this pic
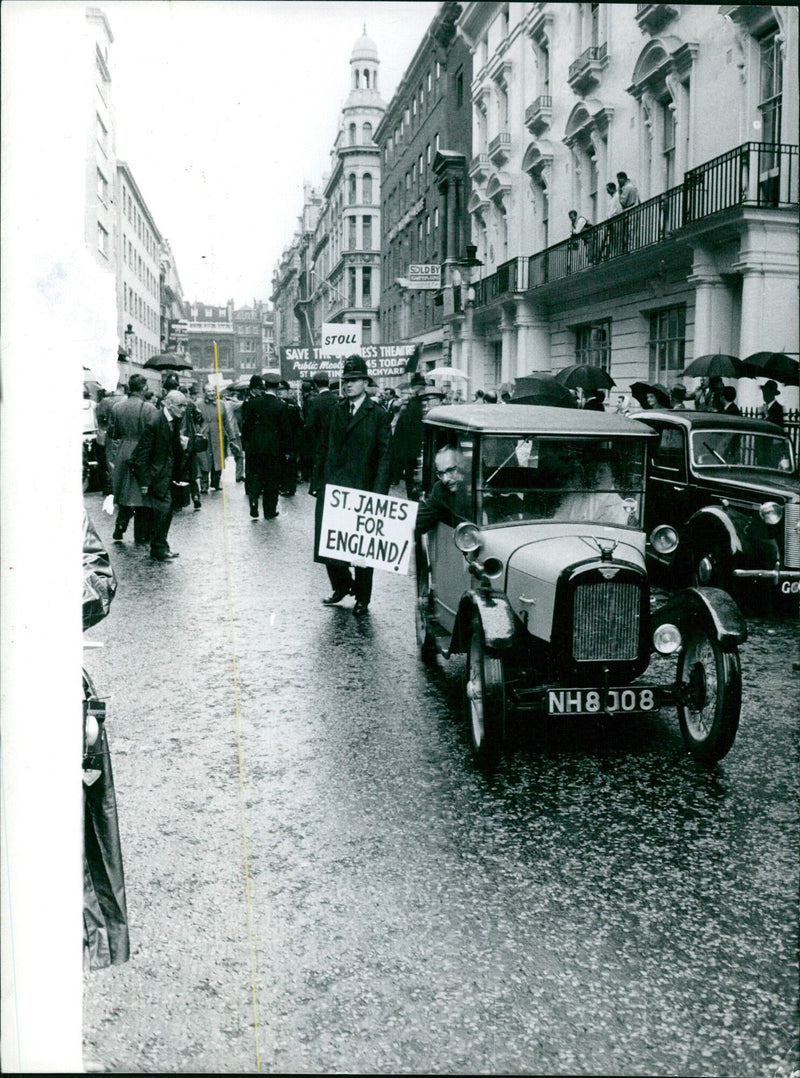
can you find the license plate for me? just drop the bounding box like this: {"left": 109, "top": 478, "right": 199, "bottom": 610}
{"left": 547, "top": 687, "right": 657, "bottom": 715}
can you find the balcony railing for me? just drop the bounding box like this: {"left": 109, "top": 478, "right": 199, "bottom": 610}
{"left": 472, "top": 142, "right": 798, "bottom": 306}
{"left": 525, "top": 95, "right": 553, "bottom": 135}
{"left": 488, "top": 131, "right": 512, "bottom": 166}
{"left": 568, "top": 42, "right": 608, "bottom": 88}
{"left": 469, "top": 153, "right": 490, "bottom": 181}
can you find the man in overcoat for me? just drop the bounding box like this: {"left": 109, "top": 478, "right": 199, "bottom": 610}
{"left": 241, "top": 371, "right": 290, "bottom": 518}
{"left": 304, "top": 369, "right": 337, "bottom": 497}
{"left": 315, "top": 354, "right": 392, "bottom": 617}
{"left": 390, "top": 371, "right": 426, "bottom": 499}
{"left": 109, "top": 374, "right": 159, "bottom": 545}
{"left": 130, "top": 390, "right": 187, "bottom": 561}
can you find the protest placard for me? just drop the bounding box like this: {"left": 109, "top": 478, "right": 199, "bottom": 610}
{"left": 318, "top": 485, "right": 418, "bottom": 575}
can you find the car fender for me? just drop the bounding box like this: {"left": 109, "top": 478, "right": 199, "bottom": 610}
{"left": 652, "top": 586, "right": 747, "bottom": 650}
{"left": 685, "top": 506, "right": 744, "bottom": 558}
{"left": 450, "top": 589, "right": 517, "bottom": 655}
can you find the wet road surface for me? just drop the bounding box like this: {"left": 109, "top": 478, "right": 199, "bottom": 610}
{"left": 83, "top": 476, "right": 799, "bottom": 1074}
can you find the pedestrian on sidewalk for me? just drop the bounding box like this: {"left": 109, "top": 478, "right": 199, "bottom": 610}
{"left": 304, "top": 369, "right": 337, "bottom": 497}
{"left": 278, "top": 379, "right": 303, "bottom": 496}
{"left": 315, "top": 354, "right": 392, "bottom": 617}
{"left": 241, "top": 372, "right": 290, "bottom": 519}
{"left": 130, "top": 389, "right": 188, "bottom": 561}
{"left": 108, "top": 374, "right": 159, "bottom": 546}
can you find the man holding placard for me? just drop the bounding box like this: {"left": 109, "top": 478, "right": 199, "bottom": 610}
{"left": 314, "top": 354, "right": 393, "bottom": 617}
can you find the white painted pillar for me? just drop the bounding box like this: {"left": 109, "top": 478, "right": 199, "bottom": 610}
{"left": 515, "top": 297, "right": 552, "bottom": 375}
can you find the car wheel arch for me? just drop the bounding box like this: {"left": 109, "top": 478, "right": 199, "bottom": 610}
{"left": 449, "top": 591, "right": 516, "bottom": 656}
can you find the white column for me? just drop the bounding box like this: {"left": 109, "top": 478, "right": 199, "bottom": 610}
{"left": 500, "top": 305, "right": 516, "bottom": 383}
{"left": 688, "top": 246, "right": 736, "bottom": 356}
{"left": 734, "top": 217, "right": 800, "bottom": 356}
{"left": 514, "top": 297, "right": 551, "bottom": 375}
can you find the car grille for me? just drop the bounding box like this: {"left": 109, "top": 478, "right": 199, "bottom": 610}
{"left": 573, "top": 581, "right": 641, "bottom": 661}
{"left": 785, "top": 502, "right": 800, "bottom": 568}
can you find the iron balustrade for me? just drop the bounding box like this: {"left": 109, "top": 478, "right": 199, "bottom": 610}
{"left": 569, "top": 42, "right": 608, "bottom": 82}
{"left": 525, "top": 96, "right": 553, "bottom": 127}
{"left": 520, "top": 142, "right": 798, "bottom": 295}
{"left": 488, "top": 132, "right": 511, "bottom": 156}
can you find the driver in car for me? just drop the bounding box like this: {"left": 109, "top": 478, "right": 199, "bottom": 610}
{"left": 415, "top": 447, "right": 470, "bottom": 537}
{"left": 558, "top": 459, "right": 634, "bottom": 526}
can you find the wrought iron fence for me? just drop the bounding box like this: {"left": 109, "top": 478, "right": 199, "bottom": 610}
{"left": 741, "top": 407, "right": 800, "bottom": 465}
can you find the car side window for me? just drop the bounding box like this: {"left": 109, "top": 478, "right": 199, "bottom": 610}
{"left": 650, "top": 426, "right": 686, "bottom": 482}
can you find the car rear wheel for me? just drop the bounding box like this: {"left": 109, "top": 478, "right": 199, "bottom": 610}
{"left": 676, "top": 627, "right": 741, "bottom": 763}
{"left": 415, "top": 576, "right": 438, "bottom": 667}
{"left": 464, "top": 613, "right": 506, "bottom": 762}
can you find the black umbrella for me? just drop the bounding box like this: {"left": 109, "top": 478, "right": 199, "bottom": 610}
{"left": 741, "top": 352, "right": 799, "bottom": 386}
{"left": 143, "top": 352, "right": 193, "bottom": 372}
{"left": 683, "top": 354, "right": 744, "bottom": 379}
{"left": 630, "top": 381, "right": 671, "bottom": 408}
{"left": 554, "top": 364, "right": 616, "bottom": 392}
{"left": 511, "top": 376, "right": 578, "bottom": 408}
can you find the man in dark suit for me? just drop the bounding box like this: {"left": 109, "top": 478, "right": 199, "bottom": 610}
{"left": 130, "top": 390, "right": 187, "bottom": 561}
{"left": 315, "top": 354, "right": 392, "bottom": 617}
{"left": 391, "top": 372, "right": 426, "bottom": 499}
{"left": 241, "top": 372, "right": 290, "bottom": 519}
{"left": 304, "top": 369, "right": 337, "bottom": 496}
{"left": 278, "top": 380, "right": 303, "bottom": 496}
{"left": 721, "top": 386, "right": 741, "bottom": 416}
{"left": 761, "top": 379, "right": 784, "bottom": 427}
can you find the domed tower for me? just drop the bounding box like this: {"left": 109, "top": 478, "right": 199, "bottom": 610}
{"left": 328, "top": 28, "right": 385, "bottom": 345}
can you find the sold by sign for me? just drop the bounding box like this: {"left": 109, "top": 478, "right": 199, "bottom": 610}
{"left": 320, "top": 322, "right": 362, "bottom": 357}
{"left": 408, "top": 264, "right": 441, "bottom": 290}
{"left": 318, "top": 485, "right": 418, "bottom": 575}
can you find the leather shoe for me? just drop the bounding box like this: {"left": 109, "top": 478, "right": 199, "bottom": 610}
{"left": 151, "top": 551, "right": 179, "bottom": 561}
{"left": 322, "top": 589, "right": 350, "bottom": 606}
{"left": 249, "top": 501, "right": 259, "bottom": 518}
{"left": 352, "top": 601, "right": 370, "bottom": 618}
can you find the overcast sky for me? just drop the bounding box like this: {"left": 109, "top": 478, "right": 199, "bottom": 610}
{"left": 105, "top": 1, "right": 437, "bottom": 307}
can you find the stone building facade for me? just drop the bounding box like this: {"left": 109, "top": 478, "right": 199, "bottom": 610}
{"left": 449, "top": 2, "right": 798, "bottom": 408}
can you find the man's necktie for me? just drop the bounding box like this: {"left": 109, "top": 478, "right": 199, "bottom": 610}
{"left": 349, "top": 402, "right": 355, "bottom": 419}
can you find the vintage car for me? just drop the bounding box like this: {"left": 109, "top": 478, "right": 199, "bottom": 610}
{"left": 636, "top": 410, "right": 800, "bottom": 597}
{"left": 414, "top": 404, "right": 746, "bottom": 764}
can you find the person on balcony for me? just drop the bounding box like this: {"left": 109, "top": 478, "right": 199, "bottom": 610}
{"left": 568, "top": 209, "right": 593, "bottom": 268}
{"left": 616, "top": 172, "right": 640, "bottom": 208}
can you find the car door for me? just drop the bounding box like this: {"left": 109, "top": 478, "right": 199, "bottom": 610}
{"left": 645, "top": 421, "right": 692, "bottom": 538}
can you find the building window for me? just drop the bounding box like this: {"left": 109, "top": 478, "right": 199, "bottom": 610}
{"left": 362, "top": 268, "right": 372, "bottom": 306}
{"left": 427, "top": 143, "right": 431, "bottom": 165}
{"left": 97, "top": 222, "right": 109, "bottom": 256}
{"left": 456, "top": 69, "right": 464, "bottom": 108}
{"left": 362, "top": 319, "right": 372, "bottom": 344}
{"left": 575, "top": 319, "right": 611, "bottom": 370}
{"left": 348, "top": 216, "right": 357, "bottom": 250}
{"left": 363, "top": 215, "right": 372, "bottom": 249}
{"left": 349, "top": 123, "right": 357, "bottom": 145}
{"left": 662, "top": 99, "right": 676, "bottom": 188}
{"left": 648, "top": 306, "right": 685, "bottom": 383}
{"left": 759, "top": 29, "right": 782, "bottom": 145}
{"left": 348, "top": 173, "right": 357, "bottom": 204}
{"left": 96, "top": 113, "right": 108, "bottom": 152}
{"left": 363, "top": 173, "right": 373, "bottom": 204}
{"left": 349, "top": 267, "right": 357, "bottom": 306}
{"left": 362, "top": 121, "right": 372, "bottom": 143}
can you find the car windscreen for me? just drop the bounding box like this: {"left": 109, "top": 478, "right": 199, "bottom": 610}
{"left": 690, "top": 429, "right": 795, "bottom": 472}
{"left": 477, "top": 436, "right": 646, "bottom": 528}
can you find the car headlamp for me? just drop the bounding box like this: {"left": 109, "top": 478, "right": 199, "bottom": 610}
{"left": 758, "top": 501, "right": 784, "bottom": 525}
{"left": 650, "top": 524, "right": 679, "bottom": 555}
{"left": 454, "top": 521, "right": 482, "bottom": 554}
{"left": 653, "top": 623, "right": 682, "bottom": 655}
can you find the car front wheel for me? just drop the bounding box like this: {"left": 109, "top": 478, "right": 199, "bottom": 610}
{"left": 676, "top": 627, "right": 741, "bottom": 763}
{"left": 464, "top": 613, "right": 506, "bottom": 762}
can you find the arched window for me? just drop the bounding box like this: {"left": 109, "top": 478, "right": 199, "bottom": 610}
{"left": 363, "top": 173, "right": 373, "bottom": 204}
{"left": 363, "top": 68, "right": 370, "bottom": 88}
{"left": 349, "top": 123, "right": 357, "bottom": 146}
{"left": 348, "top": 173, "right": 357, "bottom": 205}
{"left": 354, "top": 69, "right": 360, "bottom": 89}
{"left": 362, "top": 121, "right": 372, "bottom": 143}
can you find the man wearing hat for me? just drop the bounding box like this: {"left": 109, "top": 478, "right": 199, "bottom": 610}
{"left": 304, "top": 369, "right": 337, "bottom": 497}
{"left": 129, "top": 389, "right": 188, "bottom": 561}
{"left": 315, "top": 354, "right": 392, "bottom": 617}
{"left": 760, "top": 380, "right": 784, "bottom": 427}
{"left": 241, "top": 372, "right": 291, "bottom": 519}
{"left": 390, "top": 371, "right": 427, "bottom": 499}
{"left": 277, "top": 379, "right": 302, "bottom": 496}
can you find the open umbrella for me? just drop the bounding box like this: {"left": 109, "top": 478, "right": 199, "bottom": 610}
{"left": 630, "top": 381, "right": 670, "bottom": 408}
{"left": 143, "top": 352, "right": 193, "bottom": 372}
{"left": 741, "top": 352, "right": 799, "bottom": 386}
{"left": 554, "top": 364, "right": 616, "bottom": 392}
{"left": 510, "top": 376, "right": 578, "bottom": 408}
{"left": 426, "top": 366, "right": 470, "bottom": 381}
{"left": 682, "top": 354, "right": 744, "bottom": 379}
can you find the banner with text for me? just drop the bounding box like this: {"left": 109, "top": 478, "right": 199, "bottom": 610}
{"left": 280, "top": 342, "right": 419, "bottom": 382}
{"left": 318, "top": 484, "right": 418, "bottom": 575}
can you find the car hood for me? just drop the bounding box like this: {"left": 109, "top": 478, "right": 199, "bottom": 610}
{"left": 692, "top": 468, "right": 800, "bottom": 501}
{"left": 484, "top": 523, "right": 646, "bottom": 580}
